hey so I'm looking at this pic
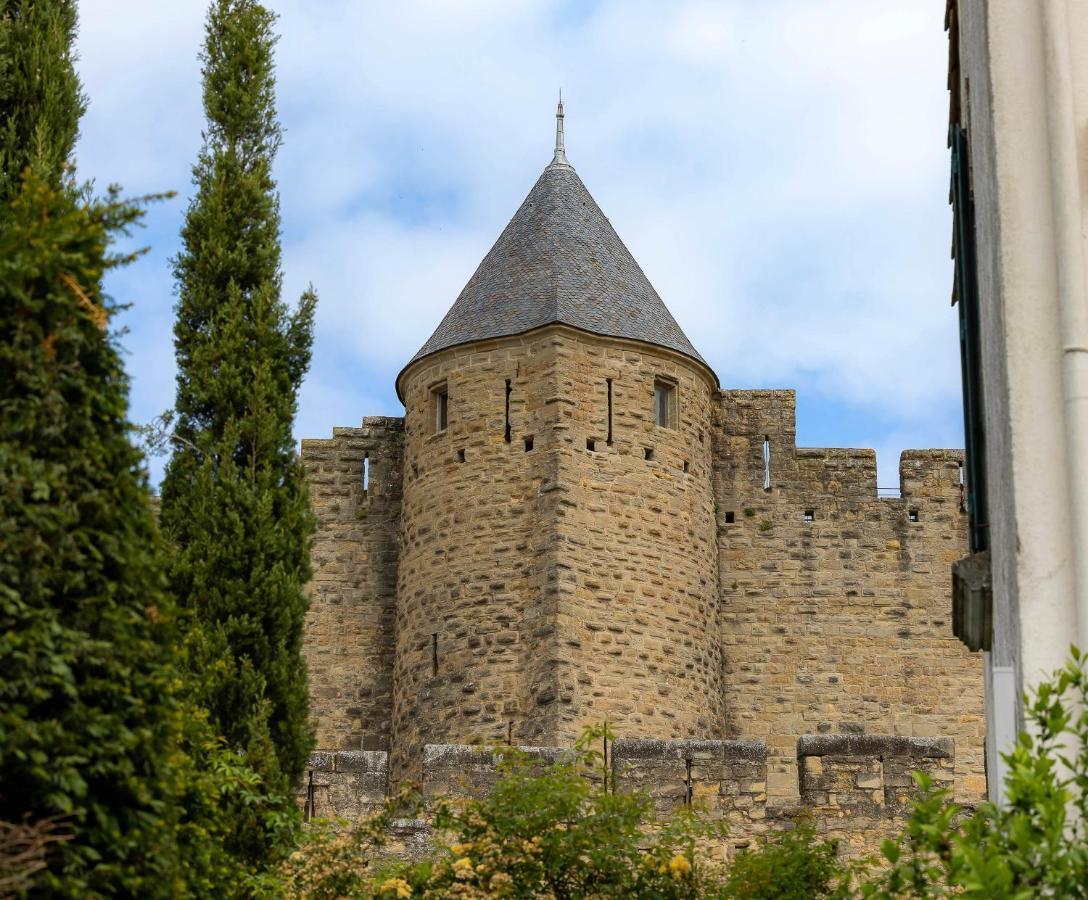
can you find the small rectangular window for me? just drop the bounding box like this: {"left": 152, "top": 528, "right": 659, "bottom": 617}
{"left": 457, "top": 449, "right": 466, "bottom": 463}
{"left": 586, "top": 438, "right": 596, "bottom": 452}
{"left": 725, "top": 511, "right": 735, "bottom": 524}
{"left": 644, "top": 447, "right": 654, "bottom": 461}
{"left": 524, "top": 435, "right": 534, "bottom": 452}
{"left": 432, "top": 384, "right": 449, "bottom": 433}
{"left": 654, "top": 379, "right": 677, "bottom": 428}
{"left": 362, "top": 454, "right": 370, "bottom": 492}
{"left": 908, "top": 508, "right": 920, "bottom": 523}
{"left": 804, "top": 509, "right": 815, "bottom": 523}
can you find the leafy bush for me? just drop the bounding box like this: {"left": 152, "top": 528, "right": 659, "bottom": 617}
{"left": 858, "top": 647, "right": 1088, "bottom": 898}
{"left": 722, "top": 819, "right": 847, "bottom": 899}
{"left": 277, "top": 726, "right": 851, "bottom": 899}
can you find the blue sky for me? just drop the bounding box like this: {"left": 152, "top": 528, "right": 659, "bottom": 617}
{"left": 75, "top": 0, "right": 960, "bottom": 490}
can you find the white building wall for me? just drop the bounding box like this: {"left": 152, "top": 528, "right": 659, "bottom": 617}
{"left": 954, "top": 0, "right": 1088, "bottom": 800}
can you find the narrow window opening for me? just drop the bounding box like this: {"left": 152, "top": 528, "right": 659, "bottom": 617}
{"left": 431, "top": 633, "right": 438, "bottom": 676}
{"left": 432, "top": 384, "right": 449, "bottom": 433}
{"left": 457, "top": 449, "right": 466, "bottom": 463}
{"left": 725, "top": 511, "right": 736, "bottom": 524}
{"left": 908, "top": 508, "right": 920, "bottom": 523}
{"left": 654, "top": 378, "right": 677, "bottom": 428}
{"left": 504, "top": 379, "right": 512, "bottom": 444}
{"left": 506, "top": 721, "right": 513, "bottom": 745}
{"left": 763, "top": 436, "right": 772, "bottom": 491}
{"left": 683, "top": 460, "right": 689, "bottom": 473}
{"left": 606, "top": 378, "right": 614, "bottom": 445}
{"left": 586, "top": 438, "right": 596, "bottom": 452}
{"left": 362, "top": 454, "right": 370, "bottom": 492}
{"left": 684, "top": 757, "right": 694, "bottom": 806}
{"left": 644, "top": 447, "right": 654, "bottom": 461}
{"left": 804, "top": 509, "right": 815, "bottom": 523}
{"left": 524, "top": 436, "right": 534, "bottom": 452}
{"left": 958, "top": 461, "right": 966, "bottom": 513}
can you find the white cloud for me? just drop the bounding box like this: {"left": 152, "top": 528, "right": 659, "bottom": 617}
{"left": 75, "top": 0, "right": 961, "bottom": 469}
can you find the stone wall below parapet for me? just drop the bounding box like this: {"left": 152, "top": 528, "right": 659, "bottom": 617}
{"left": 299, "top": 732, "right": 958, "bottom": 861}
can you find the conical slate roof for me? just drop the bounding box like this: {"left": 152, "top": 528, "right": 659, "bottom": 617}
{"left": 401, "top": 105, "right": 712, "bottom": 388}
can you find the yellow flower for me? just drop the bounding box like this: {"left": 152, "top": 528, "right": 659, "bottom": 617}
{"left": 668, "top": 854, "right": 692, "bottom": 879}
{"left": 452, "top": 857, "right": 474, "bottom": 879}
{"left": 380, "top": 877, "right": 413, "bottom": 898}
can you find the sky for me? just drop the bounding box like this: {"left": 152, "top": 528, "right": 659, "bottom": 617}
{"left": 74, "top": 0, "right": 960, "bottom": 491}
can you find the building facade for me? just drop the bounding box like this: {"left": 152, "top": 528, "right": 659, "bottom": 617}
{"left": 300, "top": 104, "right": 986, "bottom": 830}
{"left": 947, "top": 0, "right": 1088, "bottom": 802}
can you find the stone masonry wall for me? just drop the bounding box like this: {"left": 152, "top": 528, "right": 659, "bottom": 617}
{"left": 299, "top": 733, "right": 955, "bottom": 861}
{"left": 301, "top": 417, "right": 404, "bottom": 752}
{"left": 393, "top": 327, "right": 721, "bottom": 781}
{"left": 713, "top": 390, "right": 985, "bottom": 805}
{"left": 797, "top": 734, "right": 957, "bottom": 856}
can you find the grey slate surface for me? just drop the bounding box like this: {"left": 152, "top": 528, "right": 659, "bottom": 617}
{"left": 404, "top": 159, "right": 710, "bottom": 373}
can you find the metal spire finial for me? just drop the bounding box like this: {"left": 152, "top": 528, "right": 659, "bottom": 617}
{"left": 552, "top": 91, "right": 568, "bottom": 165}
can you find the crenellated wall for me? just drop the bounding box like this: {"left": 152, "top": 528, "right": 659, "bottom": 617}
{"left": 301, "top": 417, "right": 404, "bottom": 752}
{"left": 712, "top": 390, "right": 985, "bottom": 805}
{"left": 296, "top": 732, "right": 962, "bottom": 860}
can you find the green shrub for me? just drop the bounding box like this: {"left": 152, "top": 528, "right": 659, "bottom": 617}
{"left": 858, "top": 647, "right": 1088, "bottom": 898}
{"left": 722, "top": 820, "right": 847, "bottom": 899}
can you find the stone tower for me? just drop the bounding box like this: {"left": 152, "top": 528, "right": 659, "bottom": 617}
{"left": 300, "top": 102, "right": 986, "bottom": 812}
{"left": 390, "top": 100, "right": 722, "bottom": 778}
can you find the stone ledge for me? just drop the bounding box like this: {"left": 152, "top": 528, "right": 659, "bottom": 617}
{"left": 797, "top": 735, "right": 953, "bottom": 759}
{"left": 612, "top": 738, "right": 767, "bottom": 763}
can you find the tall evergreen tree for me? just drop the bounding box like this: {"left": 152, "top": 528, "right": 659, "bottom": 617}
{"left": 0, "top": 3, "right": 188, "bottom": 893}
{"left": 0, "top": 0, "right": 84, "bottom": 201}
{"left": 160, "top": 0, "right": 317, "bottom": 800}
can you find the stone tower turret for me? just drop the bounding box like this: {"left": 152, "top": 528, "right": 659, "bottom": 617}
{"left": 390, "top": 103, "right": 722, "bottom": 779}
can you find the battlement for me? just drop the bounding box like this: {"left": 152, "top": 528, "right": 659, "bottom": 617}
{"left": 297, "top": 732, "right": 956, "bottom": 858}
{"left": 798, "top": 734, "right": 954, "bottom": 814}
{"left": 301, "top": 417, "right": 404, "bottom": 752}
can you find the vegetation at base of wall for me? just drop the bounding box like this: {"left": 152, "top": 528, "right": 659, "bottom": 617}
{"left": 274, "top": 650, "right": 1088, "bottom": 899}
{"left": 858, "top": 646, "right": 1088, "bottom": 899}
{"left": 276, "top": 726, "right": 847, "bottom": 899}
{"left": 158, "top": 0, "right": 317, "bottom": 867}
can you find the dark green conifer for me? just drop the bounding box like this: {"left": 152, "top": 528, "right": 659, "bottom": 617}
{"left": 0, "top": 0, "right": 85, "bottom": 201}
{"left": 160, "top": 0, "right": 317, "bottom": 801}
{"left": 0, "top": 5, "right": 188, "bottom": 894}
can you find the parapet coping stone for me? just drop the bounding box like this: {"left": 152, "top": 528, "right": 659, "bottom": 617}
{"left": 423, "top": 743, "right": 573, "bottom": 766}
{"left": 797, "top": 734, "right": 953, "bottom": 759}
{"left": 612, "top": 738, "right": 767, "bottom": 763}
{"left": 306, "top": 749, "right": 389, "bottom": 774}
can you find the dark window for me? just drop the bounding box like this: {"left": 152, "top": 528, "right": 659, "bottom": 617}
{"left": 725, "top": 511, "right": 736, "bottom": 524}
{"left": 586, "top": 438, "right": 596, "bottom": 452}
{"left": 654, "top": 379, "right": 676, "bottom": 428}
{"left": 504, "top": 379, "right": 512, "bottom": 443}
{"left": 644, "top": 447, "right": 654, "bottom": 461}
{"left": 606, "top": 378, "right": 614, "bottom": 445}
{"left": 433, "top": 384, "right": 449, "bottom": 433}
{"left": 804, "top": 509, "right": 815, "bottom": 523}
{"left": 909, "top": 508, "right": 920, "bottom": 523}
{"left": 951, "top": 123, "right": 989, "bottom": 553}
{"left": 524, "top": 436, "right": 534, "bottom": 452}
{"left": 457, "top": 449, "right": 466, "bottom": 463}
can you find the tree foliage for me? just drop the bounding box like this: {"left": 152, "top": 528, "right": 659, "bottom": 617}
{"left": 0, "top": 170, "right": 190, "bottom": 896}
{"left": 158, "top": 0, "right": 316, "bottom": 848}
{"left": 0, "top": 0, "right": 85, "bottom": 202}
{"left": 859, "top": 647, "right": 1088, "bottom": 899}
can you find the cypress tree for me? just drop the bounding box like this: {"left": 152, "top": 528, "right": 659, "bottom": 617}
{"left": 0, "top": 3, "right": 188, "bottom": 893}
{"left": 0, "top": 0, "right": 85, "bottom": 201}
{"left": 160, "top": 0, "right": 317, "bottom": 803}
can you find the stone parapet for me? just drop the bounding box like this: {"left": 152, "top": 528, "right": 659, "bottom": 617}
{"left": 298, "top": 750, "right": 389, "bottom": 822}
{"left": 798, "top": 734, "right": 954, "bottom": 814}
{"left": 612, "top": 738, "right": 767, "bottom": 825}
{"left": 422, "top": 744, "right": 572, "bottom": 801}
